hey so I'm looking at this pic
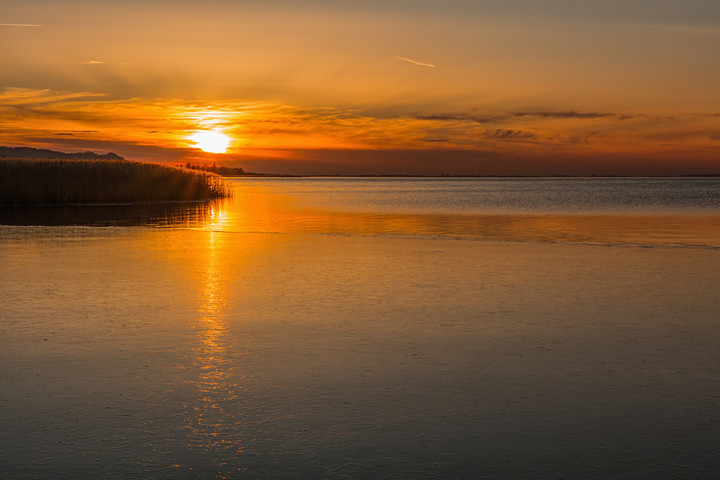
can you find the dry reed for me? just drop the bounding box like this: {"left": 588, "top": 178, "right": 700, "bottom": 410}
{"left": 0, "top": 158, "right": 231, "bottom": 205}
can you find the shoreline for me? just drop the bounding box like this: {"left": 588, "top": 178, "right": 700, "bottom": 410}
{"left": 221, "top": 173, "right": 720, "bottom": 178}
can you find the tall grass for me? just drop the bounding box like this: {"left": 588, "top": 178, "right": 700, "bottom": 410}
{"left": 0, "top": 158, "right": 231, "bottom": 205}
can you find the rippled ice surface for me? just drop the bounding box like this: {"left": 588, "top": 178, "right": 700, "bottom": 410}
{"left": 1, "top": 178, "right": 720, "bottom": 479}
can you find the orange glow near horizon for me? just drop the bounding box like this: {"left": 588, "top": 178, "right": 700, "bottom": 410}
{"left": 0, "top": 87, "right": 719, "bottom": 175}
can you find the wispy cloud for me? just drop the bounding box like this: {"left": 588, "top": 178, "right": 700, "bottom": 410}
{"left": 513, "top": 111, "right": 613, "bottom": 119}
{"left": 395, "top": 56, "right": 436, "bottom": 68}
{"left": 415, "top": 113, "right": 498, "bottom": 124}
{"left": 54, "top": 130, "right": 99, "bottom": 136}
{"left": 617, "top": 23, "right": 720, "bottom": 35}
{"left": 485, "top": 129, "right": 536, "bottom": 141}
{"left": 70, "top": 61, "right": 105, "bottom": 65}
{"left": 0, "top": 23, "right": 44, "bottom": 27}
{"left": 0, "top": 87, "right": 107, "bottom": 105}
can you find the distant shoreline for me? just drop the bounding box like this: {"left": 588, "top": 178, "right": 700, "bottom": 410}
{"left": 3, "top": 147, "right": 718, "bottom": 179}
{"left": 219, "top": 173, "right": 720, "bottom": 178}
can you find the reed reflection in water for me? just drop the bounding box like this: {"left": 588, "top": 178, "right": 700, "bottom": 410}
{"left": 0, "top": 200, "right": 224, "bottom": 227}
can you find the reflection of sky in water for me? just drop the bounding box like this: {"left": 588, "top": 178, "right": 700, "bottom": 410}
{"left": 244, "top": 177, "right": 720, "bottom": 215}
{"left": 196, "top": 179, "right": 720, "bottom": 249}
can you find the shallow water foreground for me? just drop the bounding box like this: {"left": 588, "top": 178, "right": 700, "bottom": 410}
{"left": 1, "top": 179, "right": 720, "bottom": 479}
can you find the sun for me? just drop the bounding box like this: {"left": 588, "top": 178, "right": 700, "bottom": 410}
{"left": 189, "top": 130, "right": 231, "bottom": 154}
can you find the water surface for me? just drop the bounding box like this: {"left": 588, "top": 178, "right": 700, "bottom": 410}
{"left": 246, "top": 177, "right": 720, "bottom": 214}
{"left": 209, "top": 178, "right": 720, "bottom": 248}
{"left": 1, "top": 178, "right": 719, "bottom": 479}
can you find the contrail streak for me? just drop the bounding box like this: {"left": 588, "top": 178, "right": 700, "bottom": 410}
{"left": 395, "top": 56, "right": 436, "bottom": 68}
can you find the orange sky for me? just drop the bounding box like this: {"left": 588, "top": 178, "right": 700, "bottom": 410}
{"left": 2, "top": 0, "right": 720, "bottom": 174}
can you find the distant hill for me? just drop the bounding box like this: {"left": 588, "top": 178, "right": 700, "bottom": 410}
{"left": 0, "top": 146, "right": 124, "bottom": 161}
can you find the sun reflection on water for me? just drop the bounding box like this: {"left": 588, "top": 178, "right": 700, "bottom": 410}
{"left": 184, "top": 204, "right": 246, "bottom": 475}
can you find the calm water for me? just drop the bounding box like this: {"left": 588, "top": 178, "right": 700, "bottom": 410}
{"left": 214, "top": 178, "right": 720, "bottom": 248}
{"left": 1, "top": 178, "right": 720, "bottom": 479}
{"left": 245, "top": 177, "right": 720, "bottom": 214}
{"left": 6, "top": 177, "right": 719, "bottom": 246}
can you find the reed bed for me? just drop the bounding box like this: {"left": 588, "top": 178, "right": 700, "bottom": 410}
{"left": 0, "top": 158, "right": 231, "bottom": 205}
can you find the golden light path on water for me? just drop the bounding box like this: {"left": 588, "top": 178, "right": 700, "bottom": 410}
{"left": 180, "top": 201, "right": 293, "bottom": 477}
{"left": 186, "top": 206, "right": 245, "bottom": 477}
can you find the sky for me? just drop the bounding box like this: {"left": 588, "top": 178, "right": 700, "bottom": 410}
{"left": 2, "top": 0, "right": 720, "bottom": 175}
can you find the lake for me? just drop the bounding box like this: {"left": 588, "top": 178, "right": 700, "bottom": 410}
{"left": 1, "top": 177, "right": 719, "bottom": 479}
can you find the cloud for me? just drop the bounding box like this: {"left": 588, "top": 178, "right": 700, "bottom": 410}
{"left": 0, "top": 87, "right": 107, "bottom": 105}
{"left": 54, "top": 130, "right": 99, "bottom": 136}
{"left": 415, "top": 113, "right": 498, "bottom": 124}
{"left": 485, "top": 129, "right": 536, "bottom": 140}
{"left": 415, "top": 109, "right": 630, "bottom": 124}
{"left": 513, "top": 111, "right": 613, "bottom": 119}
{"left": 568, "top": 132, "right": 597, "bottom": 144}
{"left": 395, "top": 56, "right": 436, "bottom": 68}
{"left": 617, "top": 23, "right": 720, "bottom": 35}
{"left": 0, "top": 23, "right": 44, "bottom": 27}
{"left": 70, "top": 61, "right": 105, "bottom": 65}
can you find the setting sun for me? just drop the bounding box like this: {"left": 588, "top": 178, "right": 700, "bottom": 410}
{"left": 189, "top": 130, "right": 231, "bottom": 154}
